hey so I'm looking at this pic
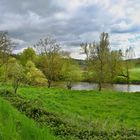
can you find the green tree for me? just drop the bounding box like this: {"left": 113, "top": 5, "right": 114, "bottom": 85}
{"left": 125, "top": 47, "right": 135, "bottom": 84}
{"left": 34, "top": 36, "right": 62, "bottom": 88}
{"left": 19, "top": 47, "right": 36, "bottom": 65}
{"left": 109, "top": 50, "right": 123, "bottom": 83}
{"left": 7, "top": 58, "right": 24, "bottom": 93}
{"left": 61, "top": 58, "right": 82, "bottom": 89}
{"left": 81, "top": 33, "right": 111, "bottom": 91}
{"left": 25, "top": 61, "right": 47, "bottom": 86}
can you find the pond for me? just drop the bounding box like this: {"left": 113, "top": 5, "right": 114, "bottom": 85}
{"left": 71, "top": 82, "right": 140, "bottom": 92}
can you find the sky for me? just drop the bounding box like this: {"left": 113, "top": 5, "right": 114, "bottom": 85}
{"left": 0, "top": 0, "right": 140, "bottom": 59}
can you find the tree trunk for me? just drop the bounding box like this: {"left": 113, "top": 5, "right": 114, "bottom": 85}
{"left": 48, "top": 80, "right": 51, "bottom": 88}
{"left": 67, "top": 81, "right": 72, "bottom": 90}
{"left": 13, "top": 81, "right": 19, "bottom": 94}
{"left": 126, "top": 61, "right": 130, "bottom": 85}
{"left": 98, "top": 82, "right": 102, "bottom": 91}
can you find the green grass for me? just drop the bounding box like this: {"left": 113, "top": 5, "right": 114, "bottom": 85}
{"left": 0, "top": 96, "right": 56, "bottom": 140}
{"left": 17, "top": 86, "right": 140, "bottom": 131}
{"left": 0, "top": 85, "right": 140, "bottom": 139}
{"left": 114, "top": 67, "right": 140, "bottom": 84}
{"left": 130, "top": 68, "right": 140, "bottom": 82}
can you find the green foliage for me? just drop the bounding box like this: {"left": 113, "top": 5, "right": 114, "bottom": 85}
{"left": 61, "top": 59, "right": 82, "bottom": 89}
{"left": 113, "top": 68, "right": 140, "bottom": 84}
{"left": 0, "top": 96, "right": 56, "bottom": 140}
{"left": 81, "top": 33, "right": 124, "bottom": 89}
{"left": 34, "top": 37, "right": 62, "bottom": 88}
{"left": 7, "top": 57, "right": 25, "bottom": 93}
{"left": 109, "top": 50, "right": 124, "bottom": 82}
{"left": 19, "top": 47, "right": 36, "bottom": 65}
{"left": 113, "top": 76, "right": 127, "bottom": 84}
{"left": 0, "top": 64, "right": 8, "bottom": 82}
{"left": 25, "top": 61, "right": 47, "bottom": 86}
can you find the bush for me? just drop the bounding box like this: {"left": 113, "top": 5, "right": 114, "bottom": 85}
{"left": 113, "top": 76, "right": 127, "bottom": 84}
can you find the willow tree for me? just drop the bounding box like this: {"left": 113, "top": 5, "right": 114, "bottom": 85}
{"left": 34, "top": 36, "right": 62, "bottom": 88}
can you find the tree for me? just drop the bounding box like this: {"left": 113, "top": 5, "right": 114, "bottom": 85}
{"left": 7, "top": 58, "right": 24, "bottom": 93}
{"left": 19, "top": 47, "right": 36, "bottom": 65}
{"left": 109, "top": 50, "right": 123, "bottom": 83}
{"left": 0, "top": 31, "right": 12, "bottom": 65}
{"left": 81, "top": 32, "right": 111, "bottom": 91}
{"left": 25, "top": 61, "right": 47, "bottom": 86}
{"left": 61, "top": 58, "right": 82, "bottom": 89}
{"left": 0, "top": 31, "right": 15, "bottom": 82}
{"left": 34, "top": 36, "right": 62, "bottom": 88}
{"left": 125, "top": 47, "right": 135, "bottom": 84}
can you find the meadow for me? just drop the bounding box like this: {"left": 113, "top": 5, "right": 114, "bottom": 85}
{"left": 129, "top": 68, "right": 140, "bottom": 83}
{"left": 0, "top": 85, "right": 140, "bottom": 139}
{"left": 18, "top": 87, "right": 140, "bottom": 130}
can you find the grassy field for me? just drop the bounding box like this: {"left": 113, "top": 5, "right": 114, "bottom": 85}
{"left": 114, "top": 67, "right": 140, "bottom": 84}
{"left": 17, "top": 86, "right": 140, "bottom": 139}
{"left": 130, "top": 68, "right": 140, "bottom": 83}
{"left": 18, "top": 87, "right": 140, "bottom": 129}
{"left": 0, "top": 96, "right": 57, "bottom": 140}
{"left": 0, "top": 86, "right": 140, "bottom": 139}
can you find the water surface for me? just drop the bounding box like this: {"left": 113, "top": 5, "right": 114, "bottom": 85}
{"left": 71, "top": 82, "right": 140, "bottom": 92}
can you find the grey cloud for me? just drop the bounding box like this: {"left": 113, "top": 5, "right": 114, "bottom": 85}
{"left": 0, "top": 0, "right": 140, "bottom": 58}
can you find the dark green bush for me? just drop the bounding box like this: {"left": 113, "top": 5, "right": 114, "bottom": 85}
{"left": 113, "top": 76, "right": 127, "bottom": 84}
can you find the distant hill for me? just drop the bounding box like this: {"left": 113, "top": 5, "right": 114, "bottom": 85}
{"left": 73, "top": 57, "right": 140, "bottom": 68}
{"left": 72, "top": 58, "right": 86, "bottom": 69}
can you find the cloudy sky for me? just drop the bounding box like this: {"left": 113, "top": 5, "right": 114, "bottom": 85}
{"left": 0, "top": 0, "right": 140, "bottom": 59}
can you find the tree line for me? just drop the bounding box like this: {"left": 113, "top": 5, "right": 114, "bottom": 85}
{"left": 0, "top": 31, "right": 134, "bottom": 92}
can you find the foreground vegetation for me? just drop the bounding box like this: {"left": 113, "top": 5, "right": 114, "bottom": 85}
{"left": 0, "top": 86, "right": 140, "bottom": 139}
{"left": 0, "top": 96, "right": 56, "bottom": 140}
